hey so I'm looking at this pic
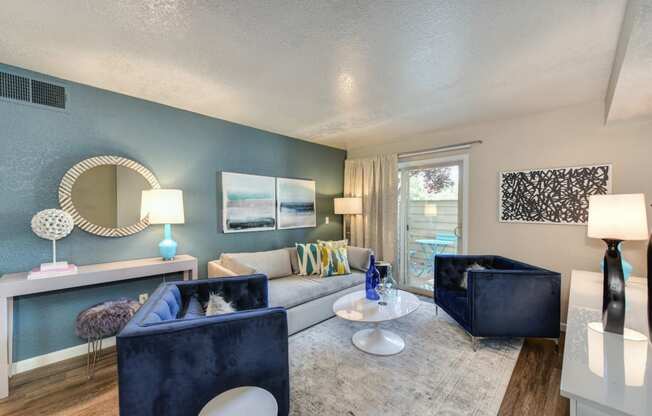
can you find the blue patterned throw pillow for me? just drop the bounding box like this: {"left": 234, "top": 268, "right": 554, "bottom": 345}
{"left": 295, "top": 243, "right": 320, "bottom": 275}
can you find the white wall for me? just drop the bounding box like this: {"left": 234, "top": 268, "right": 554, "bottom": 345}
{"left": 348, "top": 101, "right": 652, "bottom": 323}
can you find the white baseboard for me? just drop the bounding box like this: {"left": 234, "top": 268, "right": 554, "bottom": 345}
{"left": 11, "top": 337, "right": 116, "bottom": 376}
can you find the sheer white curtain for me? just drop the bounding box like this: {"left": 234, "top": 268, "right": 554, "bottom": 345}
{"left": 344, "top": 154, "right": 398, "bottom": 265}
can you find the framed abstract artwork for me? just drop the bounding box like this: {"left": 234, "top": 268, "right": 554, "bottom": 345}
{"left": 277, "top": 177, "right": 317, "bottom": 229}
{"left": 499, "top": 164, "right": 612, "bottom": 224}
{"left": 221, "top": 172, "right": 277, "bottom": 233}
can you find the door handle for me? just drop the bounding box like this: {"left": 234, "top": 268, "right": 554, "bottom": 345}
{"left": 454, "top": 226, "right": 461, "bottom": 238}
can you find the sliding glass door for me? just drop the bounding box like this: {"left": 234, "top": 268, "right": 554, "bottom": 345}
{"left": 399, "top": 156, "right": 466, "bottom": 295}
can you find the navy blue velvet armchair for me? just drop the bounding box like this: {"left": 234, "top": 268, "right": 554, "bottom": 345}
{"left": 434, "top": 255, "right": 560, "bottom": 348}
{"left": 116, "top": 275, "right": 289, "bottom": 416}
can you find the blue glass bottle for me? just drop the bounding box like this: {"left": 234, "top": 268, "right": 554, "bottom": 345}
{"left": 365, "top": 254, "right": 381, "bottom": 300}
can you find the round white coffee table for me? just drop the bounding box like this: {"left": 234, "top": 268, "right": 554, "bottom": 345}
{"left": 198, "top": 386, "right": 278, "bottom": 416}
{"left": 333, "top": 290, "right": 420, "bottom": 356}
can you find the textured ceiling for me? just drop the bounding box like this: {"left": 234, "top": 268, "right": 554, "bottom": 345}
{"left": 0, "top": 0, "right": 628, "bottom": 149}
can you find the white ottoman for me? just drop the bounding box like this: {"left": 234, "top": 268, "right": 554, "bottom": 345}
{"left": 198, "top": 386, "right": 278, "bottom": 416}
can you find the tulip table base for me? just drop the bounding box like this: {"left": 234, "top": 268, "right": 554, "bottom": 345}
{"left": 352, "top": 325, "right": 405, "bottom": 356}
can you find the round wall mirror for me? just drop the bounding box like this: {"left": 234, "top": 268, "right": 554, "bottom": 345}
{"left": 59, "top": 156, "right": 160, "bottom": 237}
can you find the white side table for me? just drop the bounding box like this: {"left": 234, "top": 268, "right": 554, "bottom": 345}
{"left": 561, "top": 270, "right": 651, "bottom": 416}
{"left": 199, "top": 386, "right": 278, "bottom": 416}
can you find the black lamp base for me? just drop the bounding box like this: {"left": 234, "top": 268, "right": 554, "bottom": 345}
{"left": 602, "top": 239, "right": 626, "bottom": 335}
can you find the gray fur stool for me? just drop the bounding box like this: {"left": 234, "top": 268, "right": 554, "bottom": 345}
{"left": 75, "top": 298, "right": 140, "bottom": 378}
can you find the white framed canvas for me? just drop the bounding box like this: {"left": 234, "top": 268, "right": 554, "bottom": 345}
{"left": 222, "top": 172, "right": 277, "bottom": 233}
{"left": 498, "top": 164, "right": 612, "bottom": 225}
{"left": 277, "top": 177, "right": 316, "bottom": 229}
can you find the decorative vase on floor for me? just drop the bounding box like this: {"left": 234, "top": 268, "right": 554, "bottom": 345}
{"left": 366, "top": 255, "right": 381, "bottom": 300}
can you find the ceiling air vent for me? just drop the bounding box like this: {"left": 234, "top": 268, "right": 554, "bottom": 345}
{"left": 0, "top": 71, "right": 66, "bottom": 109}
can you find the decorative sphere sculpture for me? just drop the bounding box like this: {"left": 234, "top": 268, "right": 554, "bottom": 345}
{"left": 31, "top": 209, "right": 74, "bottom": 241}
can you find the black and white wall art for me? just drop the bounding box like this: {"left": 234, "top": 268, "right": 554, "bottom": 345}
{"left": 499, "top": 164, "right": 612, "bottom": 224}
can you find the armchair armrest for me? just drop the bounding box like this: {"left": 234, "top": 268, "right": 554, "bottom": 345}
{"left": 467, "top": 270, "right": 561, "bottom": 338}
{"left": 117, "top": 307, "right": 289, "bottom": 416}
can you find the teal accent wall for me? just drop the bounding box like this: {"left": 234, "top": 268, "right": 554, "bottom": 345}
{"left": 0, "top": 63, "right": 345, "bottom": 361}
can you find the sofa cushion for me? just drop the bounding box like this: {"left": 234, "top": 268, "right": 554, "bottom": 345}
{"left": 268, "top": 271, "right": 366, "bottom": 309}
{"left": 220, "top": 255, "right": 257, "bottom": 276}
{"left": 285, "top": 247, "right": 300, "bottom": 275}
{"left": 221, "top": 249, "right": 293, "bottom": 279}
{"left": 347, "top": 246, "right": 372, "bottom": 271}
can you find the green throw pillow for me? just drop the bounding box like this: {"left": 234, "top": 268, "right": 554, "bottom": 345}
{"left": 295, "top": 243, "right": 320, "bottom": 275}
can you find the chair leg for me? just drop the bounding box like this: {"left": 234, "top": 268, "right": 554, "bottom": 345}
{"left": 471, "top": 335, "right": 479, "bottom": 352}
{"left": 435, "top": 305, "right": 439, "bottom": 316}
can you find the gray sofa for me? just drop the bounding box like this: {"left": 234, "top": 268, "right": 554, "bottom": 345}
{"left": 208, "top": 246, "right": 372, "bottom": 334}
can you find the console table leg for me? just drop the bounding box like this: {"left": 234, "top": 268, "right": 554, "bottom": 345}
{"left": 0, "top": 296, "right": 9, "bottom": 399}
{"left": 6, "top": 298, "right": 12, "bottom": 372}
{"left": 184, "top": 266, "right": 198, "bottom": 280}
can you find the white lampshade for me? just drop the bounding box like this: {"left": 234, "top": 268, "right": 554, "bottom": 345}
{"left": 587, "top": 194, "right": 648, "bottom": 241}
{"left": 334, "top": 197, "right": 362, "bottom": 215}
{"left": 140, "top": 189, "right": 185, "bottom": 225}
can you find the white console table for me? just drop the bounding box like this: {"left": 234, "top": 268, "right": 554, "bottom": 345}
{"left": 561, "top": 270, "right": 651, "bottom": 416}
{"left": 0, "top": 255, "right": 198, "bottom": 399}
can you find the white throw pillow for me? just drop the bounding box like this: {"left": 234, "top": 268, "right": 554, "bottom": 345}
{"left": 205, "top": 293, "right": 235, "bottom": 316}
{"left": 461, "top": 263, "right": 486, "bottom": 289}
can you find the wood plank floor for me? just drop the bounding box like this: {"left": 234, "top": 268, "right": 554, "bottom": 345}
{"left": 0, "top": 334, "right": 569, "bottom": 415}
{"left": 498, "top": 334, "right": 569, "bottom": 416}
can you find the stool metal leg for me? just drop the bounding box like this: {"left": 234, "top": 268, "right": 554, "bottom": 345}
{"left": 86, "top": 337, "right": 104, "bottom": 379}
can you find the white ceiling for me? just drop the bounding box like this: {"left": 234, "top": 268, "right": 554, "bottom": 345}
{"left": 0, "top": 1, "right": 634, "bottom": 149}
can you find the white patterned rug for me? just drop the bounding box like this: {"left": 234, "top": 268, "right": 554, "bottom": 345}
{"left": 289, "top": 301, "right": 522, "bottom": 416}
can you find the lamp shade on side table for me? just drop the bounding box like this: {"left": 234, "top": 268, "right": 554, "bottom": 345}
{"left": 141, "top": 189, "right": 185, "bottom": 260}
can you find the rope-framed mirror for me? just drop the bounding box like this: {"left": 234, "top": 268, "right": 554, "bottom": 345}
{"left": 58, "top": 155, "right": 161, "bottom": 237}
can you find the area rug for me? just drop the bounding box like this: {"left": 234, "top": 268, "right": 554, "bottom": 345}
{"left": 289, "top": 301, "right": 522, "bottom": 416}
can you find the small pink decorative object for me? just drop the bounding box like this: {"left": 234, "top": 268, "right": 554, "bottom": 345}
{"left": 28, "top": 264, "right": 78, "bottom": 280}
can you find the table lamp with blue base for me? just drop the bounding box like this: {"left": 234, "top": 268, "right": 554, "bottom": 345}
{"left": 141, "top": 189, "right": 185, "bottom": 261}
